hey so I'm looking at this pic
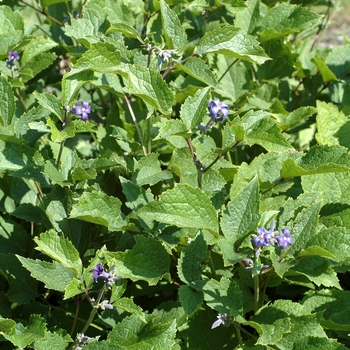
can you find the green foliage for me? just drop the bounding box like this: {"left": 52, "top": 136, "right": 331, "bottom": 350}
{"left": 0, "top": 0, "right": 350, "bottom": 348}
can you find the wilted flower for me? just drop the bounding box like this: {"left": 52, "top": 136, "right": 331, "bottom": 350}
{"left": 99, "top": 299, "right": 114, "bottom": 310}
{"left": 208, "top": 98, "right": 229, "bottom": 122}
{"left": 74, "top": 333, "right": 91, "bottom": 350}
{"left": 73, "top": 100, "right": 91, "bottom": 121}
{"left": 275, "top": 228, "right": 293, "bottom": 250}
{"left": 211, "top": 313, "right": 230, "bottom": 329}
{"left": 90, "top": 263, "right": 122, "bottom": 287}
{"left": 158, "top": 49, "right": 178, "bottom": 69}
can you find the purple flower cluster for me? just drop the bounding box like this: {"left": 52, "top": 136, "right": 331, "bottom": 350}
{"left": 73, "top": 100, "right": 91, "bottom": 121}
{"left": 90, "top": 263, "right": 122, "bottom": 287}
{"left": 252, "top": 226, "right": 293, "bottom": 251}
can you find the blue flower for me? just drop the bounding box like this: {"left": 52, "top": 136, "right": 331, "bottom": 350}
{"left": 73, "top": 100, "right": 91, "bottom": 121}
{"left": 208, "top": 98, "right": 229, "bottom": 122}
{"left": 276, "top": 228, "right": 293, "bottom": 250}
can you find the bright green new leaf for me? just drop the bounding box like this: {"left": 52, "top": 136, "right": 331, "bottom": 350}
{"left": 113, "top": 298, "right": 146, "bottom": 323}
{"left": 180, "top": 86, "right": 210, "bottom": 130}
{"left": 221, "top": 176, "right": 260, "bottom": 243}
{"left": 16, "top": 257, "right": 76, "bottom": 292}
{"left": 46, "top": 117, "right": 75, "bottom": 143}
{"left": 112, "top": 235, "right": 170, "bottom": 285}
{"left": 195, "top": 25, "right": 270, "bottom": 65}
{"left": 106, "top": 23, "right": 141, "bottom": 39}
{"left": 312, "top": 57, "right": 338, "bottom": 83}
{"left": 177, "top": 233, "right": 208, "bottom": 284}
{"left": 0, "top": 76, "right": 15, "bottom": 126}
{"left": 137, "top": 184, "right": 219, "bottom": 236}
{"left": 70, "top": 191, "right": 126, "bottom": 231}
{"left": 0, "top": 318, "right": 16, "bottom": 334}
{"left": 34, "top": 231, "right": 82, "bottom": 275}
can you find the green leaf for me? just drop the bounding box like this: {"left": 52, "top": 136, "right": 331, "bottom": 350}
{"left": 33, "top": 330, "right": 71, "bottom": 350}
{"left": 34, "top": 93, "right": 64, "bottom": 121}
{"left": 276, "top": 106, "right": 316, "bottom": 131}
{"left": 191, "top": 278, "right": 243, "bottom": 316}
{"left": 281, "top": 145, "right": 350, "bottom": 178}
{"left": 113, "top": 297, "right": 146, "bottom": 323}
{"left": 106, "top": 23, "right": 141, "bottom": 39}
{"left": 177, "top": 233, "right": 208, "bottom": 284}
{"left": 137, "top": 184, "right": 219, "bottom": 236}
{"left": 312, "top": 57, "right": 338, "bottom": 83}
{"left": 180, "top": 86, "right": 210, "bottom": 130}
{"left": 70, "top": 190, "right": 126, "bottom": 231}
{"left": 235, "top": 0, "right": 260, "bottom": 34}
{"left": 0, "top": 6, "right": 24, "bottom": 33}
{"left": 132, "top": 153, "right": 173, "bottom": 186}
{"left": 316, "top": 101, "right": 350, "bottom": 147}
{"left": 258, "top": 4, "right": 322, "bottom": 42}
{"left": 46, "top": 117, "right": 75, "bottom": 142}
{"left": 21, "top": 37, "right": 57, "bottom": 65}
{"left": 68, "top": 42, "right": 121, "bottom": 76}
{"left": 0, "top": 318, "right": 16, "bottom": 334}
{"left": 115, "top": 64, "right": 174, "bottom": 114}
{"left": 221, "top": 176, "right": 260, "bottom": 244}
{"left": 195, "top": 25, "right": 270, "bottom": 65}
{"left": 16, "top": 257, "right": 76, "bottom": 292}
{"left": 160, "top": 0, "right": 187, "bottom": 49}
{"left": 290, "top": 202, "right": 322, "bottom": 254}
{"left": 0, "top": 253, "right": 38, "bottom": 305}
{"left": 178, "top": 58, "right": 218, "bottom": 87}
{"left": 242, "top": 111, "right": 293, "bottom": 151}
{"left": 179, "top": 285, "right": 204, "bottom": 316}
{"left": 107, "top": 314, "right": 176, "bottom": 348}
{"left": 2, "top": 315, "right": 46, "bottom": 348}
{"left": 0, "top": 76, "right": 15, "bottom": 126}
{"left": 154, "top": 119, "right": 191, "bottom": 140}
{"left": 34, "top": 231, "right": 83, "bottom": 275}
{"left": 112, "top": 235, "right": 170, "bottom": 285}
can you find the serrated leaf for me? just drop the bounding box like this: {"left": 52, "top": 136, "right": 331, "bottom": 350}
{"left": 258, "top": 4, "right": 322, "bottom": 42}
{"left": 2, "top": 315, "right": 46, "bottom": 348}
{"left": 137, "top": 184, "right": 219, "bottom": 236}
{"left": 33, "top": 330, "right": 71, "bottom": 350}
{"left": 70, "top": 191, "right": 125, "bottom": 231}
{"left": 112, "top": 235, "right": 170, "bottom": 285}
{"left": 115, "top": 63, "right": 174, "bottom": 114}
{"left": 0, "top": 318, "right": 16, "bottom": 333}
{"left": 177, "top": 233, "right": 208, "bottom": 284}
{"left": 316, "top": 101, "right": 349, "bottom": 147}
{"left": 64, "top": 278, "right": 85, "bottom": 299}
{"left": 0, "top": 6, "right": 24, "bottom": 33}
{"left": 242, "top": 111, "right": 293, "bottom": 151}
{"left": 180, "top": 86, "right": 210, "bottom": 130}
{"left": 290, "top": 202, "right": 322, "bottom": 254}
{"left": 195, "top": 25, "right": 270, "bottom": 64}
{"left": 68, "top": 42, "right": 121, "bottom": 76}
{"left": 0, "top": 76, "right": 15, "bottom": 126}
{"left": 221, "top": 176, "right": 260, "bottom": 243}
{"left": 34, "top": 93, "right": 64, "bottom": 121}
{"left": 113, "top": 297, "right": 146, "bottom": 322}
{"left": 17, "top": 257, "right": 76, "bottom": 292}
{"left": 154, "top": 119, "right": 190, "bottom": 140}
{"left": 179, "top": 285, "right": 204, "bottom": 316}
{"left": 107, "top": 314, "right": 176, "bottom": 348}
{"left": 106, "top": 23, "right": 140, "bottom": 39}
{"left": 21, "top": 37, "right": 57, "bottom": 64}
{"left": 34, "top": 231, "right": 83, "bottom": 275}
{"left": 132, "top": 153, "right": 173, "bottom": 186}
{"left": 178, "top": 58, "right": 218, "bottom": 86}
{"left": 191, "top": 278, "right": 243, "bottom": 316}
{"left": 276, "top": 106, "right": 316, "bottom": 131}
{"left": 160, "top": 0, "right": 187, "bottom": 49}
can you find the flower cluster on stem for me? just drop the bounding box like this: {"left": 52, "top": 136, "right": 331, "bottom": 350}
{"left": 6, "top": 50, "right": 20, "bottom": 71}
{"left": 73, "top": 100, "right": 91, "bottom": 121}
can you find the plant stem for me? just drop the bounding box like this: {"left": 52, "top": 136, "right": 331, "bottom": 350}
{"left": 56, "top": 140, "right": 65, "bottom": 169}
{"left": 218, "top": 59, "right": 238, "bottom": 83}
{"left": 124, "top": 96, "right": 147, "bottom": 156}
{"left": 254, "top": 274, "right": 259, "bottom": 314}
{"left": 208, "top": 249, "right": 218, "bottom": 281}
{"left": 19, "top": 0, "right": 63, "bottom": 25}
